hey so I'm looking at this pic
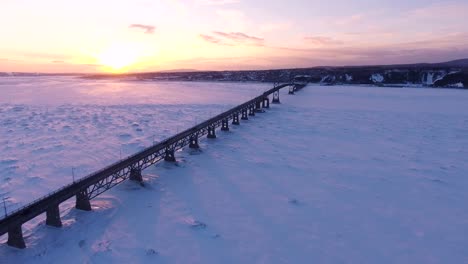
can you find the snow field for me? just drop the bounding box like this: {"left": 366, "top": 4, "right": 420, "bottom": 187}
{"left": 1, "top": 80, "right": 468, "bottom": 263}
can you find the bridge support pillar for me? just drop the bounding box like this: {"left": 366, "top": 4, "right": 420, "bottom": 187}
{"left": 232, "top": 113, "right": 240, "bottom": 125}
{"left": 289, "top": 86, "right": 295, "bottom": 94}
{"left": 241, "top": 109, "right": 248, "bottom": 120}
{"left": 221, "top": 119, "right": 229, "bottom": 131}
{"left": 164, "top": 148, "right": 176, "bottom": 162}
{"left": 76, "top": 189, "right": 92, "bottom": 211}
{"left": 46, "top": 204, "right": 62, "bottom": 228}
{"left": 7, "top": 225, "right": 26, "bottom": 249}
{"left": 272, "top": 91, "right": 280, "bottom": 104}
{"left": 262, "top": 97, "right": 270, "bottom": 108}
{"left": 255, "top": 101, "right": 263, "bottom": 113}
{"left": 189, "top": 136, "right": 199, "bottom": 149}
{"left": 130, "top": 167, "right": 143, "bottom": 182}
{"left": 207, "top": 126, "right": 216, "bottom": 139}
{"left": 249, "top": 105, "right": 255, "bottom": 116}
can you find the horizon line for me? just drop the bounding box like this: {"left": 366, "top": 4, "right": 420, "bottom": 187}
{"left": 1, "top": 58, "right": 467, "bottom": 75}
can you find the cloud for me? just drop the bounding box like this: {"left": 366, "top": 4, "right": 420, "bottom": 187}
{"left": 200, "top": 31, "right": 264, "bottom": 46}
{"left": 273, "top": 33, "right": 468, "bottom": 66}
{"left": 213, "top": 31, "right": 263, "bottom": 42}
{"left": 129, "top": 24, "right": 156, "bottom": 34}
{"left": 304, "top": 36, "right": 344, "bottom": 46}
{"left": 0, "top": 58, "right": 24, "bottom": 63}
{"left": 199, "top": 34, "right": 225, "bottom": 45}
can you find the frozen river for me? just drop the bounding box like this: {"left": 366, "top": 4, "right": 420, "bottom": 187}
{"left": 1, "top": 77, "right": 468, "bottom": 263}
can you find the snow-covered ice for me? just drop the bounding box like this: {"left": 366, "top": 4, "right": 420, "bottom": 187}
{"left": 1, "top": 78, "right": 468, "bottom": 263}
{"left": 0, "top": 77, "right": 269, "bottom": 212}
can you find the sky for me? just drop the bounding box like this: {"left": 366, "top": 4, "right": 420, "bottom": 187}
{"left": 0, "top": 0, "right": 467, "bottom": 73}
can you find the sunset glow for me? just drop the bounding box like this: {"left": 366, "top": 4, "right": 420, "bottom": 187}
{"left": 0, "top": 0, "right": 467, "bottom": 73}
{"left": 96, "top": 43, "right": 142, "bottom": 73}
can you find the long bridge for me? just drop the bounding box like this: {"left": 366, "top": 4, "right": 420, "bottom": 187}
{"left": 0, "top": 81, "right": 307, "bottom": 249}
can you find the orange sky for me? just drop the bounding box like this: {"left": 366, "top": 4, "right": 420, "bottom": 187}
{"left": 1, "top": 0, "right": 467, "bottom": 73}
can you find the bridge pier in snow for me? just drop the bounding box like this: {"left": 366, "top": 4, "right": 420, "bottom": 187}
{"left": 272, "top": 91, "right": 280, "bottom": 104}
{"left": 289, "top": 85, "right": 295, "bottom": 94}
{"left": 262, "top": 98, "right": 270, "bottom": 108}
{"left": 255, "top": 101, "right": 263, "bottom": 113}
{"left": 189, "top": 136, "right": 200, "bottom": 149}
{"left": 130, "top": 167, "right": 143, "bottom": 182}
{"left": 46, "top": 204, "right": 62, "bottom": 227}
{"left": 249, "top": 105, "right": 255, "bottom": 116}
{"left": 232, "top": 113, "right": 240, "bottom": 125}
{"left": 221, "top": 119, "right": 229, "bottom": 131}
{"left": 164, "top": 148, "right": 176, "bottom": 162}
{"left": 7, "top": 225, "right": 26, "bottom": 249}
{"left": 76, "top": 190, "right": 92, "bottom": 211}
{"left": 207, "top": 126, "right": 216, "bottom": 139}
{"left": 241, "top": 109, "right": 248, "bottom": 120}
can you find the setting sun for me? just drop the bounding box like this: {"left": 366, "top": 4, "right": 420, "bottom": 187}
{"left": 97, "top": 43, "right": 141, "bottom": 73}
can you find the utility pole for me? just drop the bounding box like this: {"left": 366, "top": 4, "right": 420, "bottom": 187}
{"left": 72, "top": 167, "right": 75, "bottom": 183}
